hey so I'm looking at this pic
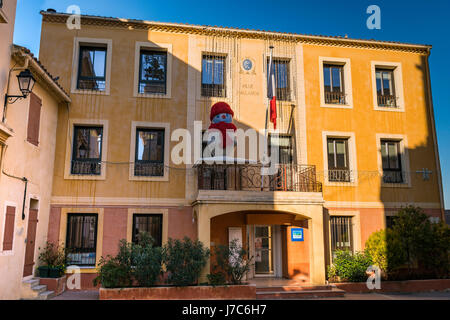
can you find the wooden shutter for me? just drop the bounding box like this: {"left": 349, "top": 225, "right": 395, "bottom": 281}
{"left": 3, "top": 206, "right": 16, "bottom": 251}
{"left": 27, "top": 93, "right": 42, "bottom": 146}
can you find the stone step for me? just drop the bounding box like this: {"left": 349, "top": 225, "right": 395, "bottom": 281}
{"left": 22, "top": 278, "right": 40, "bottom": 288}
{"left": 256, "top": 288, "right": 346, "bottom": 300}
{"left": 256, "top": 285, "right": 333, "bottom": 293}
{"left": 32, "top": 284, "right": 48, "bottom": 293}
{"left": 38, "top": 291, "right": 55, "bottom": 300}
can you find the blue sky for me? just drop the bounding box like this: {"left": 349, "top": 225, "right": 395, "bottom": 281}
{"left": 13, "top": 0, "right": 450, "bottom": 209}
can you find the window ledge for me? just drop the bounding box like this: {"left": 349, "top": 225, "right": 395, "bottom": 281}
{"left": 129, "top": 175, "right": 169, "bottom": 182}
{"left": 321, "top": 103, "right": 353, "bottom": 109}
{"left": 325, "top": 180, "right": 358, "bottom": 187}
{"left": 71, "top": 89, "right": 109, "bottom": 96}
{"left": 374, "top": 105, "right": 405, "bottom": 112}
{"left": 64, "top": 174, "right": 106, "bottom": 181}
{"left": 134, "top": 93, "right": 172, "bottom": 99}
{"left": 381, "top": 182, "right": 411, "bottom": 188}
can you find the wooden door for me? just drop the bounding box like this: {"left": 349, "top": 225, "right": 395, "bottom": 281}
{"left": 23, "top": 209, "right": 38, "bottom": 277}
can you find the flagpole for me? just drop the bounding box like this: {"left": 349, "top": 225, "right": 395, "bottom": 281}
{"left": 262, "top": 45, "right": 274, "bottom": 191}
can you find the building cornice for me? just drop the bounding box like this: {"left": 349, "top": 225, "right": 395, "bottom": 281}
{"left": 41, "top": 11, "right": 431, "bottom": 55}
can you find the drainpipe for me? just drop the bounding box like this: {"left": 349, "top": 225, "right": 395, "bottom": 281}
{"left": 2, "top": 169, "right": 28, "bottom": 220}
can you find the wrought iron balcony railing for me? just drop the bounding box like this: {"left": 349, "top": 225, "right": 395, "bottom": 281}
{"left": 197, "top": 163, "right": 322, "bottom": 193}
{"left": 325, "top": 91, "right": 346, "bottom": 105}
{"left": 328, "top": 169, "right": 352, "bottom": 182}
{"left": 382, "top": 169, "right": 404, "bottom": 184}
{"left": 71, "top": 160, "right": 102, "bottom": 176}
{"left": 377, "top": 94, "right": 397, "bottom": 108}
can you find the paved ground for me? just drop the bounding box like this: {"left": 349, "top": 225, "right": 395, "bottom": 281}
{"left": 51, "top": 290, "right": 450, "bottom": 300}
{"left": 313, "top": 291, "right": 450, "bottom": 300}
{"left": 51, "top": 290, "right": 99, "bottom": 300}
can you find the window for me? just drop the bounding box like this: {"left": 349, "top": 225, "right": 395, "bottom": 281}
{"left": 2, "top": 206, "right": 15, "bottom": 251}
{"left": 71, "top": 126, "right": 103, "bottom": 175}
{"left": 269, "top": 134, "right": 294, "bottom": 164}
{"left": 77, "top": 46, "right": 107, "bottom": 91}
{"left": 267, "top": 59, "right": 291, "bottom": 101}
{"left": 327, "top": 138, "right": 350, "bottom": 182}
{"left": 202, "top": 54, "right": 226, "bottom": 97}
{"left": 27, "top": 93, "right": 42, "bottom": 146}
{"left": 135, "top": 128, "right": 165, "bottom": 177}
{"left": 139, "top": 50, "right": 167, "bottom": 94}
{"left": 381, "top": 140, "right": 403, "bottom": 183}
{"left": 376, "top": 68, "right": 397, "bottom": 107}
{"left": 132, "top": 214, "right": 163, "bottom": 247}
{"left": 66, "top": 214, "right": 98, "bottom": 266}
{"left": 323, "top": 64, "right": 346, "bottom": 105}
{"left": 330, "top": 216, "right": 353, "bottom": 257}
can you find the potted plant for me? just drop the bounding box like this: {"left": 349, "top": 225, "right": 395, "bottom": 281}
{"left": 38, "top": 242, "right": 69, "bottom": 278}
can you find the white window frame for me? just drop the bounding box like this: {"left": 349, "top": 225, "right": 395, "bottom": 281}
{"left": 322, "top": 131, "right": 358, "bottom": 186}
{"left": 199, "top": 52, "right": 230, "bottom": 99}
{"left": 127, "top": 208, "right": 169, "bottom": 246}
{"left": 376, "top": 134, "right": 411, "bottom": 188}
{"left": 129, "top": 121, "right": 170, "bottom": 182}
{"left": 319, "top": 57, "right": 353, "bottom": 109}
{"left": 134, "top": 42, "right": 172, "bottom": 99}
{"left": 64, "top": 119, "right": 109, "bottom": 181}
{"left": 71, "top": 37, "right": 113, "bottom": 95}
{"left": 327, "top": 210, "right": 361, "bottom": 259}
{"left": 262, "top": 52, "right": 296, "bottom": 104}
{"left": 371, "top": 61, "right": 405, "bottom": 112}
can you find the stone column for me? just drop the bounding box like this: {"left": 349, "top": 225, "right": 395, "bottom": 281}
{"left": 309, "top": 206, "right": 326, "bottom": 285}
{"left": 196, "top": 205, "right": 211, "bottom": 283}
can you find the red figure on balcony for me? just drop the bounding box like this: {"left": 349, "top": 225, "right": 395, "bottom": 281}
{"left": 208, "top": 102, "right": 237, "bottom": 149}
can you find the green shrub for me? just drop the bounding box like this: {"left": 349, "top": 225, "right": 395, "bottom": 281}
{"left": 93, "top": 255, "right": 133, "bottom": 288}
{"left": 133, "top": 233, "right": 163, "bottom": 287}
{"left": 364, "top": 206, "right": 450, "bottom": 280}
{"left": 211, "top": 239, "right": 252, "bottom": 285}
{"left": 207, "top": 272, "right": 227, "bottom": 286}
{"left": 327, "top": 250, "right": 372, "bottom": 282}
{"left": 38, "top": 241, "right": 69, "bottom": 274}
{"left": 162, "top": 237, "right": 210, "bottom": 286}
{"left": 419, "top": 221, "right": 450, "bottom": 278}
{"left": 365, "top": 229, "right": 404, "bottom": 278}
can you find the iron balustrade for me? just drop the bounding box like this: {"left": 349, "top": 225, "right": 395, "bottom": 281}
{"left": 325, "top": 91, "right": 346, "bottom": 105}
{"left": 134, "top": 163, "right": 165, "bottom": 177}
{"left": 197, "top": 163, "right": 322, "bottom": 193}
{"left": 382, "top": 169, "right": 404, "bottom": 184}
{"left": 377, "top": 94, "right": 397, "bottom": 107}
{"left": 71, "top": 160, "right": 102, "bottom": 175}
{"left": 328, "top": 169, "right": 351, "bottom": 182}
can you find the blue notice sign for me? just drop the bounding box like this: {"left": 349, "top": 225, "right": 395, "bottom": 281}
{"left": 291, "top": 228, "right": 304, "bottom": 242}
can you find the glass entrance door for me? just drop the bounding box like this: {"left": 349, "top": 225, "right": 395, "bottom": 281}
{"left": 254, "top": 226, "right": 274, "bottom": 275}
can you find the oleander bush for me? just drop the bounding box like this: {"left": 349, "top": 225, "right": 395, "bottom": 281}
{"left": 162, "top": 237, "right": 210, "bottom": 286}
{"left": 330, "top": 206, "right": 450, "bottom": 283}
{"left": 209, "top": 239, "right": 253, "bottom": 285}
{"left": 327, "top": 250, "right": 372, "bottom": 282}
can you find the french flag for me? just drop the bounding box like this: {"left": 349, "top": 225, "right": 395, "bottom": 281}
{"left": 267, "top": 49, "right": 277, "bottom": 130}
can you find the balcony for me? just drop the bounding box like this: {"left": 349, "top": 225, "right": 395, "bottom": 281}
{"left": 382, "top": 169, "right": 404, "bottom": 184}
{"left": 377, "top": 94, "right": 397, "bottom": 108}
{"left": 197, "top": 163, "right": 322, "bottom": 193}
{"left": 325, "top": 91, "right": 346, "bottom": 105}
{"left": 71, "top": 160, "right": 101, "bottom": 176}
{"left": 328, "top": 169, "right": 351, "bottom": 182}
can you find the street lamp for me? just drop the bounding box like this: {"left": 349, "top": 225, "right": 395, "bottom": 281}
{"left": 4, "top": 69, "right": 36, "bottom": 105}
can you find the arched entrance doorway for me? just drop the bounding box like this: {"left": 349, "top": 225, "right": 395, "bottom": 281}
{"left": 211, "top": 211, "right": 310, "bottom": 282}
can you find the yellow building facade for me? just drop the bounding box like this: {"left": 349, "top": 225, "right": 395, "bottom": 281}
{"left": 37, "top": 10, "right": 444, "bottom": 287}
